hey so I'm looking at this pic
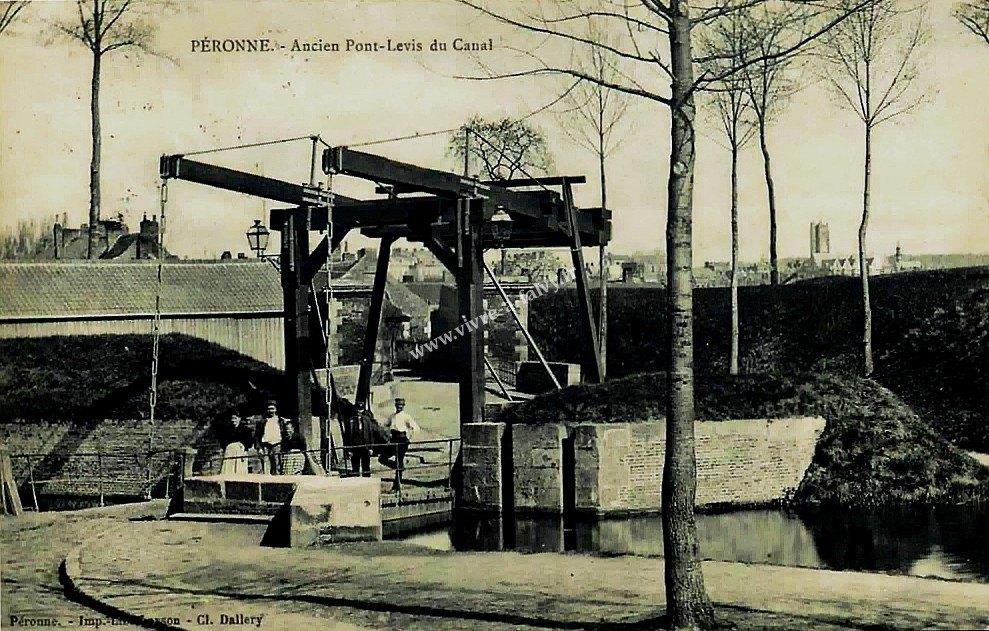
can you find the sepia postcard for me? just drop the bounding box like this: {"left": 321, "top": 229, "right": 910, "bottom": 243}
{"left": 1, "top": 1, "right": 988, "bottom": 629}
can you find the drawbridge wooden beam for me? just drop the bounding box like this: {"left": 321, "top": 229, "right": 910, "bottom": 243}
{"left": 323, "top": 147, "right": 553, "bottom": 219}
{"left": 160, "top": 155, "right": 358, "bottom": 207}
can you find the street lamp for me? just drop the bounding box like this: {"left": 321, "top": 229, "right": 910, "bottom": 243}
{"left": 246, "top": 219, "right": 271, "bottom": 259}
{"left": 489, "top": 207, "right": 513, "bottom": 275}
{"left": 489, "top": 207, "right": 513, "bottom": 244}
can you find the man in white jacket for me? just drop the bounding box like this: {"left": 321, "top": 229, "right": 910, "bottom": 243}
{"left": 383, "top": 398, "right": 418, "bottom": 491}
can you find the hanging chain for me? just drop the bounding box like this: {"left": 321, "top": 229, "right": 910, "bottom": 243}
{"left": 147, "top": 179, "right": 167, "bottom": 497}
{"left": 324, "top": 169, "right": 334, "bottom": 418}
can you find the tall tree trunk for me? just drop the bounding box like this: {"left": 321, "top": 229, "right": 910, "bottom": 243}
{"left": 598, "top": 141, "right": 608, "bottom": 381}
{"left": 730, "top": 144, "right": 740, "bottom": 376}
{"left": 88, "top": 49, "right": 102, "bottom": 259}
{"left": 757, "top": 118, "right": 778, "bottom": 287}
{"left": 663, "top": 4, "right": 715, "bottom": 629}
{"left": 860, "top": 124, "right": 873, "bottom": 377}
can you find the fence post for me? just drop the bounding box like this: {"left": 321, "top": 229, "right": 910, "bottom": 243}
{"left": 448, "top": 439, "right": 453, "bottom": 490}
{"left": 27, "top": 454, "right": 39, "bottom": 512}
{"left": 163, "top": 452, "right": 171, "bottom": 499}
{"left": 145, "top": 450, "right": 153, "bottom": 500}
{"left": 97, "top": 452, "right": 105, "bottom": 508}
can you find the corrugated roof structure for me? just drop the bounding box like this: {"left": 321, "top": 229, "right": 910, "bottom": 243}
{"left": 0, "top": 261, "right": 283, "bottom": 319}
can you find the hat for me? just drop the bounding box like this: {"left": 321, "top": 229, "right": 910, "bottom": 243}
{"left": 395, "top": 397, "right": 406, "bottom": 404}
{"left": 266, "top": 399, "right": 278, "bottom": 407}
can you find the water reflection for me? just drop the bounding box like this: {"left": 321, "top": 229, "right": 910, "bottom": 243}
{"left": 394, "top": 505, "right": 989, "bottom": 583}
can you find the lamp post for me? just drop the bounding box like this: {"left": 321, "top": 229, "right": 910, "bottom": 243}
{"left": 489, "top": 207, "right": 513, "bottom": 276}
{"left": 246, "top": 219, "right": 278, "bottom": 268}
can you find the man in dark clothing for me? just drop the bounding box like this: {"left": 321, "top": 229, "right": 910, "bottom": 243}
{"left": 345, "top": 405, "right": 375, "bottom": 477}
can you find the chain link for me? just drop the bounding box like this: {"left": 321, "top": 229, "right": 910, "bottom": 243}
{"left": 147, "top": 179, "right": 167, "bottom": 496}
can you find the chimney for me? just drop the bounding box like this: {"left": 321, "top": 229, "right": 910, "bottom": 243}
{"left": 53, "top": 222, "right": 63, "bottom": 259}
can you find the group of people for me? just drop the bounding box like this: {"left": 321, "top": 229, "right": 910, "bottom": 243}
{"left": 217, "top": 400, "right": 311, "bottom": 476}
{"left": 216, "top": 397, "right": 420, "bottom": 489}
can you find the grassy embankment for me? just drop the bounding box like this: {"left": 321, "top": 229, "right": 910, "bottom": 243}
{"left": 496, "top": 371, "right": 989, "bottom": 506}
{"left": 530, "top": 267, "right": 989, "bottom": 452}
{"left": 0, "top": 334, "right": 282, "bottom": 423}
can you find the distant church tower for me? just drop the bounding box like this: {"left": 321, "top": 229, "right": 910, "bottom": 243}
{"left": 809, "top": 221, "right": 830, "bottom": 265}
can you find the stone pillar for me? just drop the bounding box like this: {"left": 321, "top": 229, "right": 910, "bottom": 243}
{"left": 181, "top": 447, "right": 198, "bottom": 480}
{"left": 460, "top": 422, "right": 505, "bottom": 510}
{"left": 513, "top": 423, "right": 567, "bottom": 513}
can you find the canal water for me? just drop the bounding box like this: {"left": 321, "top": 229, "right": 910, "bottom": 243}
{"left": 392, "top": 505, "right": 989, "bottom": 583}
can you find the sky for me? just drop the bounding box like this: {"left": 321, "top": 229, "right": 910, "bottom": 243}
{"left": 1, "top": 0, "right": 987, "bottom": 263}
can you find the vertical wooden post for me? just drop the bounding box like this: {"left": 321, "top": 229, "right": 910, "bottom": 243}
{"left": 0, "top": 446, "right": 23, "bottom": 515}
{"left": 356, "top": 237, "right": 394, "bottom": 408}
{"left": 457, "top": 198, "right": 485, "bottom": 427}
{"left": 562, "top": 181, "right": 603, "bottom": 383}
{"left": 282, "top": 207, "right": 317, "bottom": 455}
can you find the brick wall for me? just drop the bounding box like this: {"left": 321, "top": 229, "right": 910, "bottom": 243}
{"left": 575, "top": 417, "right": 826, "bottom": 513}
{"left": 459, "top": 422, "right": 505, "bottom": 509}
{"left": 1, "top": 418, "right": 223, "bottom": 497}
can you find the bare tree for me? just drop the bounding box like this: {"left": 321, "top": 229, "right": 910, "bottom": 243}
{"left": 556, "top": 20, "right": 632, "bottom": 382}
{"left": 736, "top": 5, "right": 805, "bottom": 287}
{"left": 51, "top": 0, "right": 168, "bottom": 259}
{"left": 699, "top": 15, "right": 758, "bottom": 376}
{"left": 455, "top": 1, "right": 877, "bottom": 627}
{"left": 819, "top": 0, "right": 928, "bottom": 377}
{"left": 449, "top": 115, "right": 553, "bottom": 180}
{"left": 955, "top": 1, "right": 989, "bottom": 45}
{"left": 0, "top": 1, "right": 28, "bottom": 36}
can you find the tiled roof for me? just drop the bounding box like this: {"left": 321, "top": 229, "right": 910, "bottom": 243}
{"left": 384, "top": 281, "right": 432, "bottom": 319}
{"left": 0, "top": 262, "right": 283, "bottom": 318}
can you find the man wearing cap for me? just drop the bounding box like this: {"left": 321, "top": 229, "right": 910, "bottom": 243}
{"left": 255, "top": 399, "right": 287, "bottom": 475}
{"left": 383, "top": 398, "right": 418, "bottom": 492}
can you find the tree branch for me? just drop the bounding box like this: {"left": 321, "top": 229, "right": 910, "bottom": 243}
{"left": 0, "top": 1, "right": 29, "bottom": 36}
{"left": 455, "top": 0, "right": 660, "bottom": 65}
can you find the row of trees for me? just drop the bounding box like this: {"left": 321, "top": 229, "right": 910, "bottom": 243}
{"left": 454, "top": 0, "right": 987, "bottom": 628}
{"left": 701, "top": 1, "right": 930, "bottom": 378}
{"left": 2, "top": 0, "right": 166, "bottom": 259}
{"left": 2, "top": 1, "right": 987, "bottom": 628}
{"left": 0, "top": 216, "right": 60, "bottom": 259}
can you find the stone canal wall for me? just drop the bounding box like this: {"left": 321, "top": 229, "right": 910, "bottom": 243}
{"left": 462, "top": 416, "right": 826, "bottom": 514}
{"left": 513, "top": 424, "right": 568, "bottom": 512}
{"left": 459, "top": 422, "right": 506, "bottom": 510}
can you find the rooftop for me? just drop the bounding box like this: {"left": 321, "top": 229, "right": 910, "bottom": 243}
{"left": 0, "top": 261, "right": 282, "bottom": 319}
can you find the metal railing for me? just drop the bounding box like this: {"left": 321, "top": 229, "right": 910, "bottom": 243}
{"left": 332, "top": 437, "right": 460, "bottom": 489}
{"left": 194, "top": 437, "right": 461, "bottom": 495}
{"left": 488, "top": 356, "right": 518, "bottom": 389}
{"left": 8, "top": 449, "right": 181, "bottom": 511}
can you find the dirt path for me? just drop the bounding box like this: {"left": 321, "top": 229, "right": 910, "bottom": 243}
{"left": 0, "top": 502, "right": 168, "bottom": 629}
{"left": 66, "top": 519, "right": 989, "bottom": 631}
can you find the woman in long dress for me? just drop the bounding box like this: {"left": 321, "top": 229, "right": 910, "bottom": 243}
{"left": 220, "top": 413, "right": 253, "bottom": 475}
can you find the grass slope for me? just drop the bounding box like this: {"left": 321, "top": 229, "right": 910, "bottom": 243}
{"left": 0, "top": 334, "right": 283, "bottom": 423}
{"left": 530, "top": 267, "right": 989, "bottom": 451}
{"left": 497, "top": 372, "right": 989, "bottom": 506}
